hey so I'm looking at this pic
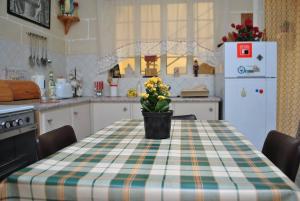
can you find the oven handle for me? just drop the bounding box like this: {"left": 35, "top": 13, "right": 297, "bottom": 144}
{"left": 0, "top": 124, "right": 37, "bottom": 141}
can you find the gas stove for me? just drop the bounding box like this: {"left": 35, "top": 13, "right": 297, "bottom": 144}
{"left": 0, "top": 105, "right": 37, "bottom": 180}
{"left": 0, "top": 105, "right": 34, "bottom": 114}
{"left": 0, "top": 105, "right": 35, "bottom": 133}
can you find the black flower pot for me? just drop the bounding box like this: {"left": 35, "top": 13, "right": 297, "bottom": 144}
{"left": 142, "top": 110, "right": 173, "bottom": 139}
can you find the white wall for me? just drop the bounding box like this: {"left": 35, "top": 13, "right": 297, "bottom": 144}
{"left": 0, "top": 0, "right": 263, "bottom": 97}
{"left": 0, "top": 0, "right": 66, "bottom": 80}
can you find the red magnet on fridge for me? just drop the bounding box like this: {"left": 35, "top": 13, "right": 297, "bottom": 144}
{"left": 259, "top": 89, "right": 264, "bottom": 94}
{"left": 237, "top": 43, "right": 252, "bottom": 58}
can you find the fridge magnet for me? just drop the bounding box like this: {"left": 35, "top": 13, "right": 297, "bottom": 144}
{"left": 241, "top": 88, "right": 247, "bottom": 97}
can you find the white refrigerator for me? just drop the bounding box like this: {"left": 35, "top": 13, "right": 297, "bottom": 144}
{"left": 223, "top": 42, "right": 277, "bottom": 150}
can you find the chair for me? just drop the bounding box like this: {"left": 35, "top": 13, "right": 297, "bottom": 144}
{"left": 37, "top": 125, "right": 77, "bottom": 160}
{"left": 172, "top": 114, "right": 197, "bottom": 120}
{"left": 262, "top": 130, "right": 300, "bottom": 182}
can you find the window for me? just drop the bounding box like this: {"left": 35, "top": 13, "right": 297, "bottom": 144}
{"left": 167, "top": 3, "right": 187, "bottom": 75}
{"left": 167, "top": 54, "right": 187, "bottom": 75}
{"left": 167, "top": 3, "right": 187, "bottom": 40}
{"left": 118, "top": 57, "right": 135, "bottom": 75}
{"left": 111, "top": 1, "right": 214, "bottom": 77}
{"left": 194, "top": 2, "right": 214, "bottom": 51}
{"left": 140, "top": 4, "right": 161, "bottom": 42}
{"left": 141, "top": 55, "right": 161, "bottom": 76}
{"left": 115, "top": 5, "right": 135, "bottom": 75}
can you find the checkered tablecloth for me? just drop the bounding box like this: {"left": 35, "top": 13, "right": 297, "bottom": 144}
{"left": 1, "top": 120, "right": 300, "bottom": 201}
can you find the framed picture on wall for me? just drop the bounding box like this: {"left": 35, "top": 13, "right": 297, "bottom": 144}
{"left": 7, "top": 0, "right": 51, "bottom": 29}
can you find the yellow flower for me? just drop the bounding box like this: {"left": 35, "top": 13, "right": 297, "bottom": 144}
{"left": 146, "top": 83, "right": 154, "bottom": 89}
{"left": 159, "top": 84, "right": 169, "bottom": 91}
{"left": 141, "top": 93, "right": 149, "bottom": 99}
{"left": 149, "top": 77, "right": 158, "bottom": 84}
{"left": 158, "top": 95, "right": 166, "bottom": 100}
{"left": 165, "top": 91, "right": 171, "bottom": 97}
{"left": 157, "top": 77, "right": 162, "bottom": 84}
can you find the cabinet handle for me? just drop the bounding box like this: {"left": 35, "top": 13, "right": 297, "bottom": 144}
{"left": 47, "top": 119, "right": 53, "bottom": 123}
{"left": 209, "top": 108, "right": 213, "bottom": 112}
{"left": 123, "top": 107, "right": 127, "bottom": 112}
{"left": 73, "top": 111, "right": 78, "bottom": 115}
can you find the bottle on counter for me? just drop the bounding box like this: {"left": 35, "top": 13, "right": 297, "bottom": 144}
{"left": 48, "top": 71, "right": 56, "bottom": 99}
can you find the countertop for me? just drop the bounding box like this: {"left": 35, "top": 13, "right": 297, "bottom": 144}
{"left": 1, "top": 96, "right": 221, "bottom": 111}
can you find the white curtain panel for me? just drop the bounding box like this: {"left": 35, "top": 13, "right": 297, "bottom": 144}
{"left": 96, "top": 0, "right": 228, "bottom": 73}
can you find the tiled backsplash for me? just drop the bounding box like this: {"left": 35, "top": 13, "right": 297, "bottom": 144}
{"left": 0, "top": 38, "right": 216, "bottom": 97}
{"left": 66, "top": 54, "right": 215, "bottom": 97}
{"left": 0, "top": 39, "right": 66, "bottom": 80}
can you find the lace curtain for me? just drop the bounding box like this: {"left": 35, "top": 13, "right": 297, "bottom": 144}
{"left": 95, "top": 0, "right": 228, "bottom": 73}
{"left": 265, "top": 0, "right": 300, "bottom": 136}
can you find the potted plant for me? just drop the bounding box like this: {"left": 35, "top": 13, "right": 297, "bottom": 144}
{"left": 217, "top": 18, "right": 264, "bottom": 47}
{"left": 140, "top": 77, "right": 172, "bottom": 139}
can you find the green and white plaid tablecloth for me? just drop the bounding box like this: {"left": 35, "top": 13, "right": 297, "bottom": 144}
{"left": 1, "top": 120, "right": 299, "bottom": 201}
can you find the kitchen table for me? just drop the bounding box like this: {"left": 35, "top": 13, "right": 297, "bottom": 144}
{"left": 1, "top": 120, "right": 299, "bottom": 201}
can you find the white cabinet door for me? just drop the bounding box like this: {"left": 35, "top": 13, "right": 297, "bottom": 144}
{"left": 131, "top": 103, "right": 143, "bottom": 119}
{"left": 92, "top": 103, "right": 131, "bottom": 133}
{"left": 72, "top": 104, "right": 91, "bottom": 141}
{"left": 39, "top": 107, "right": 72, "bottom": 134}
{"left": 174, "top": 102, "right": 218, "bottom": 120}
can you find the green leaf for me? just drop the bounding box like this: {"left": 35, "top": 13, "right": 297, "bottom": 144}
{"left": 142, "top": 102, "right": 152, "bottom": 112}
{"left": 155, "top": 100, "right": 169, "bottom": 112}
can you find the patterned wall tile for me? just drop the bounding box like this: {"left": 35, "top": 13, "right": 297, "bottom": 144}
{"left": 66, "top": 54, "right": 215, "bottom": 97}
{"left": 0, "top": 39, "right": 66, "bottom": 80}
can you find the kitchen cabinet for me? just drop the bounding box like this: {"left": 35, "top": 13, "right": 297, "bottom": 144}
{"left": 72, "top": 104, "right": 91, "bottom": 141}
{"left": 39, "top": 104, "right": 91, "bottom": 140}
{"left": 173, "top": 102, "right": 218, "bottom": 120}
{"left": 39, "top": 99, "right": 220, "bottom": 137}
{"left": 39, "top": 107, "right": 72, "bottom": 134}
{"left": 92, "top": 103, "right": 131, "bottom": 133}
{"left": 131, "top": 103, "right": 143, "bottom": 119}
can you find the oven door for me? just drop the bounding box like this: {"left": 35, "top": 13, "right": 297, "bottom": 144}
{"left": 0, "top": 125, "right": 38, "bottom": 180}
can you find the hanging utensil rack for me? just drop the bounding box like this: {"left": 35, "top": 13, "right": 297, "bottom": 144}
{"left": 27, "top": 32, "right": 51, "bottom": 66}
{"left": 26, "top": 32, "right": 47, "bottom": 40}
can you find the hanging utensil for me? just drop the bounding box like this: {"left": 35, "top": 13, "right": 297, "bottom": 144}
{"left": 41, "top": 37, "right": 46, "bottom": 66}
{"left": 40, "top": 37, "right": 44, "bottom": 65}
{"left": 44, "top": 38, "right": 51, "bottom": 64}
{"left": 29, "top": 34, "right": 35, "bottom": 66}
{"left": 32, "top": 35, "right": 36, "bottom": 66}
{"left": 36, "top": 37, "right": 41, "bottom": 66}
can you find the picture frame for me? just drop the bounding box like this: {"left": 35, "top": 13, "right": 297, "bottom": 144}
{"left": 7, "top": 0, "right": 51, "bottom": 29}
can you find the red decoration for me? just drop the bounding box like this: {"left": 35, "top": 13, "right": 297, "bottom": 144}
{"left": 217, "top": 18, "right": 263, "bottom": 48}
{"left": 237, "top": 43, "right": 252, "bottom": 58}
{"left": 144, "top": 55, "right": 157, "bottom": 63}
{"left": 245, "top": 18, "right": 253, "bottom": 27}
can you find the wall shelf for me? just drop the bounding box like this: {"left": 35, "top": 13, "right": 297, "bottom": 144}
{"left": 57, "top": 15, "right": 80, "bottom": 35}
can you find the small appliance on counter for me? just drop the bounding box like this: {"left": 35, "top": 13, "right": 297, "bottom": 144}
{"left": 181, "top": 85, "right": 209, "bottom": 97}
{"left": 55, "top": 78, "right": 73, "bottom": 99}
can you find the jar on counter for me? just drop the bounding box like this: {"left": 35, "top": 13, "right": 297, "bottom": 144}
{"left": 110, "top": 84, "right": 118, "bottom": 97}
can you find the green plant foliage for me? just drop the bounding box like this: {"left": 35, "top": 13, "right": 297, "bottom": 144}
{"left": 140, "top": 77, "right": 171, "bottom": 113}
